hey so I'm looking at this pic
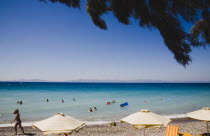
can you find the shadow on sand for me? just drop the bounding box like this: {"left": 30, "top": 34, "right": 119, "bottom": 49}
{"left": 18, "top": 133, "right": 36, "bottom": 136}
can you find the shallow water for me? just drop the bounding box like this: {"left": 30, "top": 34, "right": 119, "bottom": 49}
{"left": 0, "top": 82, "right": 210, "bottom": 125}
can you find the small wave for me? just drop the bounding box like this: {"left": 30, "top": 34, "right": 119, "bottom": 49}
{"left": 84, "top": 121, "right": 112, "bottom": 125}
{"left": 0, "top": 121, "right": 112, "bottom": 127}
{"left": 164, "top": 114, "right": 187, "bottom": 119}
{"left": 0, "top": 122, "right": 36, "bottom": 127}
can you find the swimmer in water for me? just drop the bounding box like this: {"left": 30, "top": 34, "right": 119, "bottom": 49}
{"left": 46, "top": 99, "right": 49, "bottom": 102}
{"left": 62, "top": 99, "right": 64, "bottom": 102}
{"left": 19, "top": 101, "right": 22, "bottom": 105}
{"left": 73, "top": 98, "right": 75, "bottom": 101}
{"left": 94, "top": 107, "right": 97, "bottom": 110}
{"left": 11, "top": 109, "right": 25, "bottom": 135}
{"left": 89, "top": 108, "right": 93, "bottom": 112}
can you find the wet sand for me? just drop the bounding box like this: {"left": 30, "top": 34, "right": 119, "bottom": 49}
{"left": 0, "top": 118, "right": 209, "bottom": 136}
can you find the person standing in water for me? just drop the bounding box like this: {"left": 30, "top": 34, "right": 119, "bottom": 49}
{"left": 11, "top": 109, "right": 25, "bottom": 135}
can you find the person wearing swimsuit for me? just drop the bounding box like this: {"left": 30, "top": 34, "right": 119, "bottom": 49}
{"left": 11, "top": 109, "right": 25, "bottom": 135}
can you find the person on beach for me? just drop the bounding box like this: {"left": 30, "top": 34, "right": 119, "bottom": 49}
{"left": 89, "top": 108, "right": 93, "bottom": 112}
{"left": 94, "top": 107, "right": 97, "bottom": 110}
{"left": 11, "top": 109, "right": 25, "bottom": 135}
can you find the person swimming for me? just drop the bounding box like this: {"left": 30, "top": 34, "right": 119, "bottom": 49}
{"left": 94, "top": 107, "right": 97, "bottom": 110}
{"left": 62, "top": 99, "right": 64, "bottom": 102}
{"left": 73, "top": 98, "right": 75, "bottom": 101}
{"left": 46, "top": 99, "right": 49, "bottom": 102}
{"left": 19, "top": 101, "right": 22, "bottom": 105}
{"left": 17, "top": 101, "right": 19, "bottom": 104}
{"left": 11, "top": 109, "right": 25, "bottom": 135}
{"left": 88, "top": 108, "right": 93, "bottom": 112}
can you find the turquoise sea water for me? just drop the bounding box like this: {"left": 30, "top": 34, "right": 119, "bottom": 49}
{"left": 0, "top": 82, "right": 210, "bottom": 126}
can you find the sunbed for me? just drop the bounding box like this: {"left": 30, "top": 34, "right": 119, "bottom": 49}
{"left": 164, "top": 126, "right": 193, "bottom": 136}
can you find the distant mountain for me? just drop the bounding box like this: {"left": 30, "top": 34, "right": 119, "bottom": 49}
{"left": 68, "top": 79, "right": 166, "bottom": 83}
{"left": 1, "top": 79, "right": 49, "bottom": 82}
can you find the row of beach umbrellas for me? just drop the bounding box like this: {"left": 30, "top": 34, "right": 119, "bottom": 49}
{"left": 33, "top": 107, "right": 210, "bottom": 136}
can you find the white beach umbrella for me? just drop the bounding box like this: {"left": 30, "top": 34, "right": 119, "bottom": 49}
{"left": 187, "top": 107, "right": 210, "bottom": 133}
{"left": 33, "top": 113, "right": 85, "bottom": 135}
{"left": 121, "top": 109, "right": 171, "bottom": 136}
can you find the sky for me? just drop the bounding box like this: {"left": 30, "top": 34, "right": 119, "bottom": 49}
{"left": 0, "top": 0, "right": 210, "bottom": 82}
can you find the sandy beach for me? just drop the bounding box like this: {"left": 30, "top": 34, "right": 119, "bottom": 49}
{"left": 0, "top": 118, "right": 209, "bottom": 136}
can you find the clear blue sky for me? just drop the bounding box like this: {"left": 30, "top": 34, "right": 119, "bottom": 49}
{"left": 0, "top": 0, "right": 210, "bottom": 82}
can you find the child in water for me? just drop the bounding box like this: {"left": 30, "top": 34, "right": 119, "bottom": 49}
{"left": 11, "top": 109, "right": 25, "bottom": 135}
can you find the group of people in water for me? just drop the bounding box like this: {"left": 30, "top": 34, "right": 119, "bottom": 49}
{"left": 11, "top": 98, "right": 171, "bottom": 135}
{"left": 46, "top": 98, "right": 76, "bottom": 103}
{"left": 17, "top": 98, "right": 77, "bottom": 104}
{"left": 88, "top": 107, "right": 97, "bottom": 112}
{"left": 16, "top": 101, "right": 23, "bottom": 105}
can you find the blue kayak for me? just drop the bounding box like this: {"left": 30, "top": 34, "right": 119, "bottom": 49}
{"left": 120, "top": 102, "right": 128, "bottom": 107}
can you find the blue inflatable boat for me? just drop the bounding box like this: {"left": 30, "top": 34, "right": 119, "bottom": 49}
{"left": 120, "top": 102, "right": 128, "bottom": 107}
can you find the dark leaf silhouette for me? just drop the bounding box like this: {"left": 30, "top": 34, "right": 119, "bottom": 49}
{"left": 40, "top": 0, "right": 210, "bottom": 66}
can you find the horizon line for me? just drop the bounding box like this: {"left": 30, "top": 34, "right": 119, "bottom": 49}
{"left": 0, "top": 81, "right": 210, "bottom": 83}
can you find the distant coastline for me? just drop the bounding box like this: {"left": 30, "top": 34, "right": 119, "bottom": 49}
{"left": 0, "top": 81, "right": 210, "bottom": 83}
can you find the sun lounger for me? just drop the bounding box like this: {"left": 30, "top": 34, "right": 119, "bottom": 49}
{"left": 179, "top": 133, "right": 194, "bottom": 136}
{"left": 164, "top": 126, "right": 193, "bottom": 136}
{"left": 198, "top": 133, "right": 210, "bottom": 136}
{"left": 164, "top": 126, "right": 179, "bottom": 136}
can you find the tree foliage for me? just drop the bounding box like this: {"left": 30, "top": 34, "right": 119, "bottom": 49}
{"left": 40, "top": 0, "right": 210, "bottom": 66}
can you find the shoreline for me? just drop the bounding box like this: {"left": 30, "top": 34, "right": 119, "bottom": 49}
{"left": 1, "top": 118, "right": 209, "bottom": 136}
{"left": 0, "top": 114, "right": 188, "bottom": 127}
{"left": 0, "top": 116, "right": 189, "bottom": 128}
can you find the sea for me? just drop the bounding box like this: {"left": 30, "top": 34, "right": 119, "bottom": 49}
{"left": 0, "top": 82, "right": 210, "bottom": 127}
